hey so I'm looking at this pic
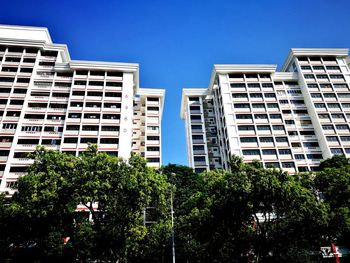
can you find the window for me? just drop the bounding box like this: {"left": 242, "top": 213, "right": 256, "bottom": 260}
{"left": 17, "top": 139, "right": 39, "bottom": 144}
{"left": 323, "top": 93, "right": 336, "bottom": 98}
{"left": 326, "top": 66, "right": 340, "bottom": 71}
{"left": 308, "top": 84, "right": 318, "bottom": 89}
{"left": 90, "top": 71, "right": 105, "bottom": 76}
{"left": 340, "top": 136, "right": 350, "bottom": 142}
{"left": 252, "top": 103, "right": 265, "bottom": 108}
{"left": 313, "top": 66, "right": 325, "bottom": 71}
{"left": 21, "top": 126, "right": 42, "bottom": 132}
{"left": 2, "top": 123, "right": 17, "bottom": 129}
{"left": 314, "top": 103, "right": 326, "bottom": 109}
{"left": 232, "top": 93, "right": 248, "bottom": 98}
{"left": 74, "top": 80, "right": 87, "bottom": 86}
{"left": 327, "top": 103, "right": 340, "bottom": 109}
{"left": 87, "top": 91, "right": 103, "bottom": 97}
{"left": 304, "top": 74, "right": 315, "bottom": 79}
{"left": 105, "top": 92, "right": 121, "bottom": 97}
{"left": 295, "top": 154, "right": 305, "bottom": 160}
{"left": 301, "top": 66, "right": 311, "bottom": 70}
{"left": 249, "top": 93, "right": 263, "bottom": 98}
{"left": 331, "top": 113, "right": 344, "bottom": 119}
{"left": 254, "top": 114, "right": 268, "bottom": 119}
{"left": 272, "top": 125, "right": 284, "bottom": 131}
{"left": 336, "top": 124, "right": 349, "bottom": 130}
{"left": 275, "top": 137, "right": 288, "bottom": 142}
{"left": 242, "top": 150, "right": 260, "bottom": 155}
{"left": 148, "top": 126, "right": 159, "bottom": 131}
{"left": 192, "top": 135, "right": 203, "bottom": 140}
{"left": 147, "top": 146, "right": 160, "bottom": 151}
{"left": 300, "top": 131, "right": 315, "bottom": 135}
{"left": 147, "top": 158, "right": 160, "bottom": 163}
{"left": 260, "top": 137, "right": 273, "bottom": 143}
{"left": 82, "top": 125, "right": 99, "bottom": 131}
{"left": 238, "top": 125, "right": 255, "bottom": 131}
{"left": 290, "top": 100, "right": 304, "bottom": 104}
{"left": 326, "top": 136, "right": 338, "bottom": 142}
{"left": 240, "top": 137, "right": 257, "bottom": 143}
{"left": 234, "top": 103, "right": 250, "bottom": 108}
{"left": 330, "top": 148, "right": 343, "bottom": 155}
{"left": 66, "top": 125, "right": 80, "bottom": 131}
{"left": 267, "top": 103, "right": 279, "bottom": 108}
{"left": 311, "top": 93, "right": 322, "bottom": 98}
{"left": 307, "top": 154, "right": 323, "bottom": 160}
{"left": 100, "top": 138, "right": 119, "bottom": 144}
{"left": 338, "top": 93, "right": 350, "bottom": 98}
{"left": 264, "top": 93, "right": 276, "bottom": 98}
{"left": 194, "top": 156, "right": 206, "bottom": 162}
{"left": 88, "top": 81, "right": 103, "bottom": 86}
{"left": 147, "top": 136, "right": 159, "bottom": 140}
{"left": 282, "top": 162, "right": 295, "bottom": 168}
{"left": 322, "top": 125, "right": 334, "bottom": 130}
{"left": 256, "top": 125, "right": 270, "bottom": 131}
{"left": 101, "top": 126, "right": 119, "bottom": 131}
{"left": 81, "top": 138, "right": 98, "bottom": 144}
{"left": 68, "top": 113, "right": 82, "bottom": 119}
{"left": 318, "top": 114, "right": 330, "bottom": 119}
{"left": 269, "top": 114, "right": 282, "bottom": 119}
{"left": 279, "top": 149, "right": 291, "bottom": 155}
{"left": 303, "top": 142, "right": 319, "bottom": 147}
{"left": 191, "top": 125, "right": 202, "bottom": 131}
{"left": 330, "top": 75, "right": 344, "bottom": 80}
{"left": 334, "top": 84, "right": 348, "bottom": 89}
{"left": 262, "top": 83, "right": 273, "bottom": 88}
{"left": 236, "top": 114, "right": 252, "bottom": 119}
{"left": 262, "top": 149, "right": 276, "bottom": 155}
{"left": 285, "top": 120, "right": 295, "bottom": 125}
{"left": 231, "top": 83, "right": 246, "bottom": 88}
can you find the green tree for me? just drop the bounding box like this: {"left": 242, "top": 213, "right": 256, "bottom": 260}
{"left": 0, "top": 146, "right": 171, "bottom": 262}
{"left": 315, "top": 155, "right": 350, "bottom": 250}
{"left": 164, "top": 157, "right": 329, "bottom": 263}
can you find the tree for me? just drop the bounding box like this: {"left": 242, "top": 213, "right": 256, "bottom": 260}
{"left": 315, "top": 155, "right": 350, "bottom": 251}
{"left": 0, "top": 146, "right": 171, "bottom": 262}
{"left": 164, "top": 156, "right": 329, "bottom": 263}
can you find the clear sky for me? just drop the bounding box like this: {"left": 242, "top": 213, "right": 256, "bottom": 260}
{"left": 1, "top": 0, "right": 350, "bottom": 165}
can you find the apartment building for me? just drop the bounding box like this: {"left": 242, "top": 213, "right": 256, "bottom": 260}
{"left": 0, "top": 25, "right": 164, "bottom": 194}
{"left": 181, "top": 49, "right": 350, "bottom": 173}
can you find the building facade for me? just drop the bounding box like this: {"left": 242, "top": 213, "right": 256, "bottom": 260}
{"left": 181, "top": 49, "right": 350, "bottom": 173}
{"left": 0, "top": 25, "right": 164, "bottom": 194}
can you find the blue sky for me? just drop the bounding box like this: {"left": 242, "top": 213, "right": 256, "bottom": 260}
{"left": 1, "top": 0, "right": 350, "bottom": 165}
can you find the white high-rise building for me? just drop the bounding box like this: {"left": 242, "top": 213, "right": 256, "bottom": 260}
{"left": 0, "top": 25, "right": 165, "bottom": 194}
{"left": 181, "top": 49, "right": 350, "bottom": 173}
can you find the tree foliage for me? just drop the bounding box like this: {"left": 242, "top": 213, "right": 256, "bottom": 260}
{"left": 0, "top": 146, "right": 171, "bottom": 262}
{"left": 1, "top": 151, "right": 350, "bottom": 262}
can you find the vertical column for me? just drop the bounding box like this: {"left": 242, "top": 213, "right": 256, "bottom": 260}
{"left": 118, "top": 72, "right": 134, "bottom": 160}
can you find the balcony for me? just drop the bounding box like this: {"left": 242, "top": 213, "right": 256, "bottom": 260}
{"left": 193, "top": 150, "right": 206, "bottom": 155}
{"left": 97, "top": 144, "right": 119, "bottom": 150}
{"left": 279, "top": 154, "right": 293, "bottom": 160}
{"left": 0, "top": 156, "right": 8, "bottom": 162}
{"left": 12, "top": 158, "right": 33, "bottom": 165}
{"left": 61, "top": 143, "right": 78, "bottom": 149}
{"left": 236, "top": 119, "right": 253, "bottom": 124}
{"left": 0, "top": 129, "right": 16, "bottom": 134}
{"left": 262, "top": 154, "right": 278, "bottom": 161}
{"left": 239, "top": 130, "right": 256, "bottom": 136}
{"left": 194, "top": 161, "right": 207, "bottom": 166}
{"left": 80, "top": 130, "right": 98, "bottom": 136}
{"left": 240, "top": 142, "right": 259, "bottom": 148}
{"left": 0, "top": 142, "right": 12, "bottom": 147}
{"left": 243, "top": 155, "right": 261, "bottom": 161}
